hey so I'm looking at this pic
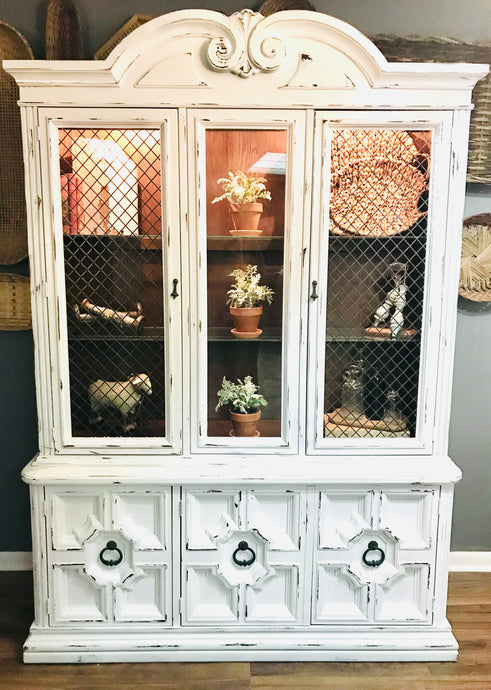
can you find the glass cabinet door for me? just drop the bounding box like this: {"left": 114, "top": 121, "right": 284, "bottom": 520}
{"left": 308, "top": 113, "right": 451, "bottom": 453}
{"left": 42, "top": 109, "right": 181, "bottom": 452}
{"left": 187, "top": 110, "right": 308, "bottom": 452}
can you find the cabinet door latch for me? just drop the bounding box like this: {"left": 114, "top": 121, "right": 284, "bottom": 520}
{"left": 310, "top": 280, "right": 318, "bottom": 300}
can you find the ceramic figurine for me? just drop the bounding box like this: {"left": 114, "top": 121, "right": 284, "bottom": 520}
{"left": 74, "top": 298, "right": 144, "bottom": 331}
{"left": 369, "top": 262, "right": 408, "bottom": 338}
{"left": 88, "top": 373, "right": 152, "bottom": 432}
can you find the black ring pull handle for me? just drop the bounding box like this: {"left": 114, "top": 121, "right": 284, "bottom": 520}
{"left": 362, "top": 540, "right": 385, "bottom": 568}
{"left": 232, "top": 540, "right": 256, "bottom": 568}
{"left": 310, "top": 280, "right": 319, "bottom": 300}
{"left": 171, "top": 278, "right": 179, "bottom": 299}
{"left": 99, "top": 540, "right": 123, "bottom": 567}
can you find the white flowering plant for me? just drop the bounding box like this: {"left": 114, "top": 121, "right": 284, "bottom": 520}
{"left": 215, "top": 376, "right": 268, "bottom": 414}
{"left": 211, "top": 171, "right": 271, "bottom": 205}
{"left": 227, "top": 264, "right": 274, "bottom": 308}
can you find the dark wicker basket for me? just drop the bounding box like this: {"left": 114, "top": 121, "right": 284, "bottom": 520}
{"left": 0, "top": 22, "right": 33, "bottom": 265}
{"left": 258, "top": 1, "right": 316, "bottom": 15}
{"left": 46, "top": 0, "right": 83, "bottom": 60}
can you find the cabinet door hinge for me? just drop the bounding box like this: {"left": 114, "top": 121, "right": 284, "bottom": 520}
{"left": 178, "top": 597, "right": 183, "bottom": 615}
{"left": 178, "top": 499, "right": 183, "bottom": 517}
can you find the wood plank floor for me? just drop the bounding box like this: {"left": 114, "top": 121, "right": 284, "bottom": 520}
{"left": 0, "top": 571, "right": 489, "bottom": 689}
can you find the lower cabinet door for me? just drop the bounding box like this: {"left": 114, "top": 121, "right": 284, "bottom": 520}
{"left": 313, "top": 487, "right": 438, "bottom": 625}
{"left": 181, "top": 487, "right": 309, "bottom": 625}
{"left": 46, "top": 486, "right": 172, "bottom": 625}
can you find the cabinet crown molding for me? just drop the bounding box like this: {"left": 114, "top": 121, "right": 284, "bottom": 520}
{"left": 4, "top": 9, "right": 487, "bottom": 109}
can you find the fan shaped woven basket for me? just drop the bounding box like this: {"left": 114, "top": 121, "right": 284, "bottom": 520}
{"left": 0, "top": 273, "right": 31, "bottom": 330}
{"left": 0, "top": 22, "right": 33, "bottom": 265}
{"left": 459, "top": 213, "right": 491, "bottom": 302}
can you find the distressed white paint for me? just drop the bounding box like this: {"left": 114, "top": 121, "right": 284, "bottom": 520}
{"left": 4, "top": 8, "right": 487, "bottom": 663}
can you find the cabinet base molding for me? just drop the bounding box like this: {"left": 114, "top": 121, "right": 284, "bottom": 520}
{"left": 23, "top": 626, "right": 458, "bottom": 663}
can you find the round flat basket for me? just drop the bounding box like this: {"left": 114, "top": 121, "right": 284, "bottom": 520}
{"left": 0, "top": 273, "right": 31, "bottom": 330}
{"left": 0, "top": 22, "right": 33, "bottom": 265}
{"left": 330, "top": 129, "right": 421, "bottom": 176}
{"left": 459, "top": 213, "right": 491, "bottom": 304}
{"left": 330, "top": 158, "right": 428, "bottom": 237}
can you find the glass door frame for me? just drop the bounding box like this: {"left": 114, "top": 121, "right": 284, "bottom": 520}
{"left": 39, "top": 108, "right": 182, "bottom": 454}
{"left": 186, "top": 108, "right": 310, "bottom": 454}
{"left": 307, "top": 110, "right": 454, "bottom": 455}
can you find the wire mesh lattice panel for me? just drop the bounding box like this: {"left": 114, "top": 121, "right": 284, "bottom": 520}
{"left": 59, "top": 128, "right": 165, "bottom": 438}
{"left": 323, "top": 129, "right": 431, "bottom": 439}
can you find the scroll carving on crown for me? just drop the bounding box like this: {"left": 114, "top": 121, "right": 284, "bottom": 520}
{"left": 206, "top": 10, "right": 286, "bottom": 78}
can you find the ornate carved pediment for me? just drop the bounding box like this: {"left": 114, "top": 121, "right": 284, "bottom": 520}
{"left": 207, "top": 9, "right": 286, "bottom": 78}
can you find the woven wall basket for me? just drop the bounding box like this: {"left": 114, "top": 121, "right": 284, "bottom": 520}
{"left": 94, "top": 15, "right": 154, "bottom": 60}
{"left": 459, "top": 213, "right": 491, "bottom": 303}
{"left": 0, "top": 273, "right": 31, "bottom": 330}
{"left": 0, "top": 22, "right": 33, "bottom": 265}
{"left": 258, "top": 0, "right": 316, "bottom": 16}
{"left": 46, "top": 0, "right": 83, "bottom": 60}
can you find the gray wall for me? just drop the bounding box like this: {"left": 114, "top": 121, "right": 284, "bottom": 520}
{"left": 0, "top": 0, "right": 489, "bottom": 552}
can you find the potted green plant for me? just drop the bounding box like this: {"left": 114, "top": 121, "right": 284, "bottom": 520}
{"left": 215, "top": 375, "right": 267, "bottom": 437}
{"left": 212, "top": 170, "right": 271, "bottom": 236}
{"left": 227, "top": 264, "right": 274, "bottom": 338}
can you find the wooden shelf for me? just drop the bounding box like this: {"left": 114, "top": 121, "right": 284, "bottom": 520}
{"left": 71, "top": 418, "right": 165, "bottom": 438}
{"left": 68, "top": 326, "right": 164, "bottom": 342}
{"left": 63, "top": 234, "right": 162, "bottom": 250}
{"left": 207, "top": 235, "right": 284, "bottom": 251}
{"left": 325, "top": 327, "right": 420, "bottom": 343}
{"left": 329, "top": 232, "right": 426, "bottom": 241}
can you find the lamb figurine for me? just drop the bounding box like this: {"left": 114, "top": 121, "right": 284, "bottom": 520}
{"left": 88, "top": 373, "right": 152, "bottom": 432}
{"left": 371, "top": 262, "right": 408, "bottom": 338}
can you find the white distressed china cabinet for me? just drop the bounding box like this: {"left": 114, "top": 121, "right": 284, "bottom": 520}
{"left": 5, "top": 9, "right": 487, "bottom": 663}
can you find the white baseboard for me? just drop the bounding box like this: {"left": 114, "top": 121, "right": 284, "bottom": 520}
{"left": 0, "top": 551, "right": 33, "bottom": 571}
{"left": 449, "top": 551, "right": 491, "bottom": 572}
{"left": 1, "top": 551, "right": 490, "bottom": 572}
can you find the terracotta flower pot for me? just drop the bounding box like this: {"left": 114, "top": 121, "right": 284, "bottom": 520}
{"left": 229, "top": 202, "right": 263, "bottom": 236}
{"left": 230, "top": 410, "right": 261, "bottom": 437}
{"left": 230, "top": 305, "right": 263, "bottom": 338}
